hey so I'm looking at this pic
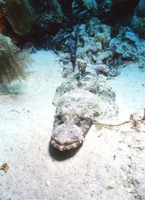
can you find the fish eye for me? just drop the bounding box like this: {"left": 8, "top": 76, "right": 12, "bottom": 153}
{"left": 73, "top": 116, "right": 81, "bottom": 127}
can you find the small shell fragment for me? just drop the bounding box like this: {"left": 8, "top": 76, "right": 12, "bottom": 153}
{"left": 46, "top": 181, "right": 50, "bottom": 186}
{"left": 0, "top": 163, "right": 9, "bottom": 173}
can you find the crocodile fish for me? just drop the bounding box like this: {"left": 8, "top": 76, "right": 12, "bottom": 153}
{"left": 51, "top": 72, "right": 118, "bottom": 151}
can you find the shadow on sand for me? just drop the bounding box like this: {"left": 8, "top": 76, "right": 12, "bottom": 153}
{"left": 48, "top": 142, "right": 82, "bottom": 161}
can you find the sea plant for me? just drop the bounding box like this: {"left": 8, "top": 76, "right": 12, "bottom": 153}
{"left": 2, "top": 0, "right": 33, "bottom": 35}
{"left": 0, "top": 34, "right": 30, "bottom": 88}
{"left": 47, "top": 0, "right": 64, "bottom": 24}
{"left": 82, "top": 0, "right": 98, "bottom": 11}
{"left": 132, "top": 17, "right": 145, "bottom": 39}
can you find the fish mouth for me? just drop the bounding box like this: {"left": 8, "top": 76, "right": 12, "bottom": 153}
{"left": 51, "top": 138, "right": 83, "bottom": 151}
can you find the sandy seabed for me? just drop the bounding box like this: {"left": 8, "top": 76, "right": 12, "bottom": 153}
{"left": 0, "top": 50, "right": 145, "bottom": 200}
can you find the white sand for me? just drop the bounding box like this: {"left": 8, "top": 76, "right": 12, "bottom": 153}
{"left": 0, "top": 51, "right": 145, "bottom": 200}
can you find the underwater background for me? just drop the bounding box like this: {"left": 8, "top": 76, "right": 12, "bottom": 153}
{"left": 0, "top": 0, "right": 145, "bottom": 83}
{"left": 0, "top": 0, "right": 145, "bottom": 200}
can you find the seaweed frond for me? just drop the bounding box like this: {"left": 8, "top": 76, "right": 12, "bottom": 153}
{"left": 132, "top": 17, "right": 145, "bottom": 39}
{"left": 0, "top": 34, "right": 31, "bottom": 88}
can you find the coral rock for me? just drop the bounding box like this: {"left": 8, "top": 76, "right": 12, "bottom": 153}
{"left": 3, "top": 0, "right": 33, "bottom": 35}
{"left": 95, "top": 64, "right": 109, "bottom": 74}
